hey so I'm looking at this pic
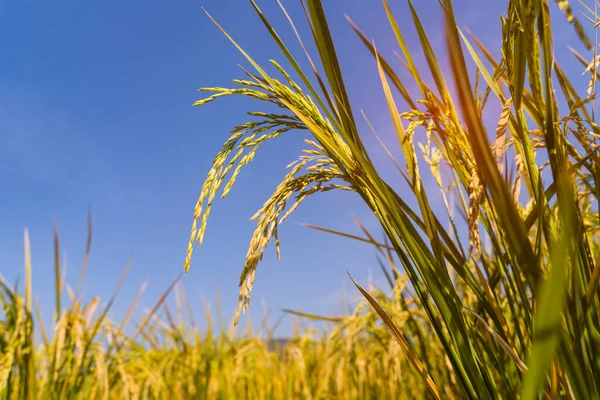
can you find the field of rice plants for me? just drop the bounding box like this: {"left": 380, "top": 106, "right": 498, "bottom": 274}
{"left": 3, "top": 0, "right": 600, "bottom": 398}
{"left": 1, "top": 222, "right": 450, "bottom": 399}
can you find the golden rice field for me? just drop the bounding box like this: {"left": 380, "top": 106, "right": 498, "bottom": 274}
{"left": 1, "top": 227, "right": 452, "bottom": 399}
{"left": 4, "top": 0, "right": 600, "bottom": 398}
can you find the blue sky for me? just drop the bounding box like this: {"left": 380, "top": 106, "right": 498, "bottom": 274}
{"left": 0, "top": 0, "right": 592, "bottom": 337}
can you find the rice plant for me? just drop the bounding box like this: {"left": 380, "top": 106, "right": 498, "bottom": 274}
{"left": 184, "top": 0, "right": 600, "bottom": 398}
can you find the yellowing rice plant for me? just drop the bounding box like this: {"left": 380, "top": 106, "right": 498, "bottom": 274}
{"left": 3, "top": 0, "right": 600, "bottom": 398}
{"left": 184, "top": 0, "right": 600, "bottom": 398}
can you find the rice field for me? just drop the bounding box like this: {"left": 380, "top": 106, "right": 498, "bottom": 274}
{"left": 0, "top": 222, "right": 452, "bottom": 399}
{"left": 4, "top": 0, "right": 600, "bottom": 398}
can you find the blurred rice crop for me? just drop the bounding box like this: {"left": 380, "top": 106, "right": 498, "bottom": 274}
{"left": 1, "top": 220, "right": 448, "bottom": 399}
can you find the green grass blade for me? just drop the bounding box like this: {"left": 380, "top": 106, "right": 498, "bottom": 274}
{"left": 349, "top": 273, "right": 442, "bottom": 400}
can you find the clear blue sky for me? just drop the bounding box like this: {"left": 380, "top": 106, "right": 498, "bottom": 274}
{"left": 0, "top": 0, "right": 591, "bottom": 336}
